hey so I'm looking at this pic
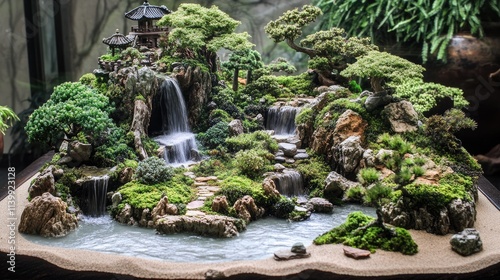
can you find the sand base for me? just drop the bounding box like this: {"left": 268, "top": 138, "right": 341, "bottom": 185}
{"left": 1, "top": 175, "right": 500, "bottom": 279}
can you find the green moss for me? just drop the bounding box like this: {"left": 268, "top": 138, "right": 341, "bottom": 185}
{"left": 295, "top": 107, "right": 313, "bottom": 125}
{"left": 118, "top": 173, "right": 195, "bottom": 211}
{"left": 272, "top": 196, "right": 295, "bottom": 219}
{"left": 234, "top": 149, "right": 272, "bottom": 178}
{"left": 55, "top": 183, "right": 70, "bottom": 201}
{"left": 142, "top": 137, "right": 160, "bottom": 157}
{"left": 216, "top": 175, "right": 278, "bottom": 208}
{"left": 275, "top": 73, "right": 315, "bottom": 96}
{"left": 295, "top": 155, "right": 330, "bottom": 194}
{"left": 314, "top": 211, "right": 418, "bottom": 255}
{"left": 358, "top": 168, "right": 380, "bottom": 185}
{"left": 226, "top": 131, "right": 278, "bottom": 153}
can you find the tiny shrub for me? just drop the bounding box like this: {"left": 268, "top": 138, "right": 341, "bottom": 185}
{"left": 226, "top": 131, "right": 278, "bottom": 153}
{"left": 234, "top": 149, "right": 270, "bottom": 178}
{"left": 295, "top": 107, "right": 313, "bottom": 125}
{"left": 272, "top": 196, "right": 296, "bottom": 219}
{"left": 358, "top": 168, "right": 380, "bottom": 186}
{"left": 135, "top": 157, "right": 174, "bottom": 185}
{"left": 197, "top": 122, "right": 229, "bottom": 150}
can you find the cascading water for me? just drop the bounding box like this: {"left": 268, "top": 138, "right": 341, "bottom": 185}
{"left": 81, "top": 175, "right": 109, "bottom": 217}
{"left": 273, "top": 169, "right": 305, "bottom": 197}
{"left": 154, "top": 77, "right": 198, "bottom": 165}
{"left": 266, "top": 106, "right": 300, "bottom": 135}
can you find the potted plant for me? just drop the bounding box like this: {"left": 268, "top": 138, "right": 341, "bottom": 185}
{"left": 0, "top": 105, "right": 20, "bottom": 156}
{"left": 314, "top": 0, "right": 500, "bottom": 63}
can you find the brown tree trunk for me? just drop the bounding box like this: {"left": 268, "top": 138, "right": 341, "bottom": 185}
{"left": 233, "top": 68, "right": 239, "bottom": 91}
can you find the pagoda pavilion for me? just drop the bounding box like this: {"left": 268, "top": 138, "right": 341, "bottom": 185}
{"left": 125, "top": 0, "right": 171, "bottom": 48}
{"left": 102, "top": 29, "right": 134, "bottom": 56}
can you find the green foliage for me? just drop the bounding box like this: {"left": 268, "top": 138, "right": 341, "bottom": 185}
{"left": 226, "top": 131, "right": 279, "bottom": 154}
{"left": 92, "top": 126, "right": 137, "bottom": 167}
{"left": 216, "top": 176, "right": 273, "bottom": 206}
{"left": 242, "top": 75, "right": 282, "bottom": 100}
{"left": 348, "top": 80, "right": 362, "bottom": 93}
{"left": 358, "top": 168, "right": 380, "bottom": 186}
{"left": 234, "top": 149, "right": 270, "bottom": 178}
{"left": 425, "top": 109, "right": 477, "bottom": 152}
{"left": 272, "top": 196, "right": 296, "bottom": 219}
{"left": 25, "top": 82, "right": 114, "bottom": 146}
{"left": 377, "top": 133, "right": 414, "bottom": 155}
{"left": 79, "top": 73, "right": 97, "bottom": 87}
{"left": 99, "top": 53, "right": 121, "bottom": 62}
{"left": 197, "top": 121, "right": 230, "bottom": 150}
{"left": 265, "top": 57, "right": 297, "bottom": 74}
{"left": 364, "top": 182, "right": 394, "bottom": 207}
{"left": 341, "top": 51, "right": 425, "bottom": 92}
{"left": 314, "top": 0, "right": 500, "bottom": 62}
{"left": 55, "top": 183, "right": 70, "bottom": 201}
{"left": 121, "top": 47, "right": 144, "bottom": 61}
{"left": 209, "top": 109, "right": 232, "bottom": 125}
{"left": 395, "top": 81, "right": 469, "bottom": 114}
{"left": 158, "top": 3, "right": 253, "bottom": 67}
{"left": 117, "top": 175, "right": 194, "bottom": 211}
{"left": 135, "top": 157, "right": 175, "bottom": 185}
{"left": 0, "top": 105, "right": 19, "bottom": 135}
{"left": 295, "top": 156, "right": 331, "bottom": 193}
{"left": 142, "top": 137, "right": 160, "bottom": 157}
{"left": 295, "top": 107, "right": 313, "bottom": 125}
{"left": 345, "top": 185, "right": 366, "bottom": 202}
{"left": 314, "top": 211, "right": 418, "bottom": 255}
{"left": 275, "top": 73, "right": 315, "bottom": 96}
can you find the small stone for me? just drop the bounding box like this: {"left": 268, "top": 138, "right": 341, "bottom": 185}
{"left": 285, "top": 158, "right": 295, "bottom": 164}
{"left": 274, "top": 163, "right": 286, "bottom": 172}
{"left": 294, "top": 153, "right": 309, "bottom": 160}
{"left": 306, "top": 197, "right": 334, "bottom": 213}
{"left": 275, "top": 156, "right": 286, "bottom": 163}
{"left": 186, "top": 200, "right": 205, "bottom": 210}
{"left": 278, "top": 143, "right": 298, "bottom": 157}
{"left": 291, "top": 242, "right": 307, "bottom": 254}
{"left": 343, "top": 246, "right": 371, "bottom": 259}
{"left": 196, "top": 176, "right": 218, "bottom": 182}
{"left": 274, "top": 250, "right": 311, "bottom": 261}
{"left": 205, "top": 269, "right": 225, "bottom": 279}
{"left": 275, "top": 150, "right": 285, "bottom": 157}
{"left": 450, "top": 228, "right": 483, "bottom": 256}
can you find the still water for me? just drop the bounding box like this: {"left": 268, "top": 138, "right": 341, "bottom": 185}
{"left": 24, "top": 204, "right": 375, "bottom": 263}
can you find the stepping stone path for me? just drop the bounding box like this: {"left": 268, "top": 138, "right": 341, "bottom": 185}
{"left": 183, "top": 173, "right": 221, "bottom": 216}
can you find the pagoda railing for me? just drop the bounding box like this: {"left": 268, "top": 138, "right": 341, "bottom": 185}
{"left": 130, "top": 26, "right": 169, "bottom": 33}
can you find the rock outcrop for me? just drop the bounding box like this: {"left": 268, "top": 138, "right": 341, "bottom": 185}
{"left": 211, "top": 195, "right": 229, "bottom": 214}
{"left": 174, "top": 65, "right": 212, "bottom": 129}
{"left": 228, "top": 119, "right": 244, "bottom": 136}
{"left": 152, "top": 196, "right": 178, "bottom": 222}
{"left": 306, "top": 197, "right": 334, "bottom": 213}
{"left": 18, "top": 192, "right": 78, "bottom": 237}
{"left": 28, "top": 166, "right": 56, "bottom": 199}
{"left": 155, "top": 214, "right": 245, "bottom": 238}
{"left": 333, "top": 136, "right": 365, "bottom": 177}
{"left": 233, "top": 195, "right": 265, "bottom": 224}
{"left": 383, "top": 101, "right": 419, "bottom": 133}
{"left": 58, "top": 140, "right": 92, "bottom": 166}
{"left": 324, "top": 171, "right": 361, "bottom": 200}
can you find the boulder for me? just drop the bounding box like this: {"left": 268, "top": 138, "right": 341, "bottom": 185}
{"left": 111, "top": 192, "right": 122, "bottom": 208}
{"left": 152, "top": 196, "right": 178, "bottom": 222}
{"left": 228, "top": 119, "right": 244, "bottom": 136}
{"left": 155, "top": 215, "right": 245, "bottom": 238}
{"left": 119, "top": 167, "right": 134, "bottom": 184}
{"left": 211, "top": 195, "right": 229, "bottom": 214}
{"left": 333, "top": 110, "right": 367, "bottom": 145}
{"left": 306, "top": 197, "right": 334, "bottom": 213}
{"left": 18, "top": 192, "right": 78, "bottom": 237}
{"left": 384, "top": 101, "right": 419, "bottom": 133}
{"left": 68, "top": 141, "right": 92, "bottom": 163}
{"left": 233, "top": 195, "right": 265, "bottom": 224}
{"left": 262, "top": 177, "right": 281, "bottom": 200}
{"left": 28, "top": 166, "right": 56, "bottom": 199}
{"left": 278, "top": 143, "right": 297, "bottom": 157}
{"left": 324, "top": 171, "right": 360, "bottom": 200}
{"left": 291, "top": 242, "right": 307, "bottom": 254}
{"left": 343, "top": 246, "right": 371, "bottom": 259}
{"left": 116, "top": 203, "right": 135, "bottom": 225}
{"left": 364, "top": 91, "right": 393, "bottom": 111}
{"left": 333, "top": 136, "right": 365, "bottom": 176}
{"left": 450, "top": 228, "right": 482, "bottom": 256}
{"left": 294, "top": 153, "right": 309, "bottom": 160}
{"left": 448, "top": 199, "right": 476, "bottom": 231}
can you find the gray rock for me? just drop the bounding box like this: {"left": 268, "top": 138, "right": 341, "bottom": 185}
{"left": 111, "top": 192, "right": 122, "bottom": 208}
{"left": 275, "top": 150, "right": 285, "bottom": 157}
{"left": 307, "top": 197, "right": 334, "bottom": 213}
{"left": 291, "top": 242, "right": 307, "bottom": 254}
{"left": 384, "top": 101, "right": 419, "bottom": 133}
{"left": 333, "top": 136, "right": 365, "bottom": 175}
{"left": 190, "top": 149, "right": 202, "bottom": 161}
{"left": 324, "top": 171, "right": 360, "bottom": 199}
{"left": 343, "top": 246, "right": 371, "bottom": 259}
{"left": 228, "top": 119, "right": 244, "bottom": 136}
{"left": 155, "top": 214, "right": 245, "bottom": 238}
{"left": 294, "top": 153, "right": 309, "bottom": 160}
{"left": 364, "top": 92, "right": 393, "bottom": 111}
{"left": 450, "top": 228, "right": 482, "bottom": 256}
{"left": 274, "top": 163, "right": 286, "bottom": 172}
{"left": 28, "top": 166, "right": 56, "bottom": 199}
{"left": 278, "top": 143, "right": 298, "bottom": 157}
{"left": 448, "top": 199, "right": 476, "bottom": 232}
{"left": 68, "top": 141, "right": 92, "bottom": 163}
{"left": 274, "top": 156, "right": 286, "bottom": 163}
{"left": 285, "top": 158, "right": 296, "bottom": 164}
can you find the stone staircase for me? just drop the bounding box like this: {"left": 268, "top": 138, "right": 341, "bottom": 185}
{"left": 184, "top": 173, "right": 220, "bottom": 216}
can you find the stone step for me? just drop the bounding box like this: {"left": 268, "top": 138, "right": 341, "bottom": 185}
{"left": 186, "top": 200, "right": 205, "bottom": 210}
{"left": 195, "top": 176, "right": 218, "bottom": 182}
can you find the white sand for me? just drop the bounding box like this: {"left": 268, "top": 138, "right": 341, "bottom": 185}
{"left": 1, "top": 175, "right": 499, "bottom": 279}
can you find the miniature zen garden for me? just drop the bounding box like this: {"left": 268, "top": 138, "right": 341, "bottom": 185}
{"left": 17, "top": 2, "right": 486, "bottom": 264}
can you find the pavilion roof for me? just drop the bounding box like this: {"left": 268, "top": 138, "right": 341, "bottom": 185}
{"left": 125, "top": 0, "right": 171, "bottom": 21}
{"left": 103, "top": 30, "right": 134, "bottom": 47}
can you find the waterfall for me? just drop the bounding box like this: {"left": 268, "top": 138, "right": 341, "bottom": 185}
{"left": 154, "top": 77, "right": 198, "bottom": 165}
{"left": 273, "top": 169, "right": 305, "bottom": 197}
{"left": 82, "top": 175, "right": 109, "bottom": 217}
{"left": 266, "top": 106, "right": 300, "bottom": 135}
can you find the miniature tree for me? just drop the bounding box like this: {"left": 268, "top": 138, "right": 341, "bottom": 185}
{"left": 265, "top": 5, "right": 377, "bottom": 85}
{"left": 340, "top": 50, "right": 425, "bottom": 93}
{"left": 425, "top": 108, "right": 477, "bottom": 152}
{"left": 265, "top": 57, "right": 297, "bottom": 74}
{"left": 25, "top": 82, "right": 114, "bottom": 147}
{"left": 158, "top": 4, "right": 254, "bottom": 72}
{"left": 222, "top": 48, "right": 263, "bottom": 91}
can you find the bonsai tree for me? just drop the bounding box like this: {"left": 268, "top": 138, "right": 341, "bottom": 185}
{"left": 265, "top": 57, "right": 297, "bottom": 74}
{"left": 25, "top": 82, "right": 114, "bottom": 147}
{"left": 425, "top": 108, "right": 477, "bottom": 152}
{"left": 157, "top": 3, "right": 254, "bottom": 72}
{"left": 222, "top": 48, "right": 263, "bottom": 91}
{"left": 341, "top": 50, "right": 425, "bottom": 93}
{"left": 265, "top": 5, "right": 377, "bottom": 85}
{"left": 0, "top": 105, "right": 19, "bottom": 135}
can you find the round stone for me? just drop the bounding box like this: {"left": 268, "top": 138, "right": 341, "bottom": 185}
{"left": 291, "top": 242, "right": 307, "bottom": 254}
